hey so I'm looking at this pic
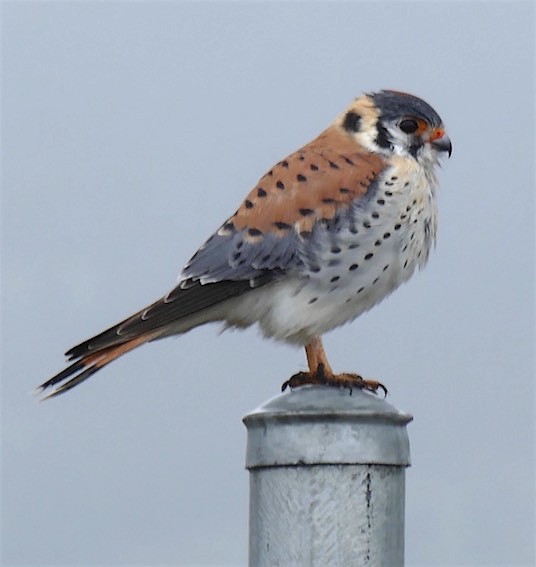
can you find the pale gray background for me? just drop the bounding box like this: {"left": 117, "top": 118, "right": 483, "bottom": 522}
{"left": 2, "top": 1, "right": 535, "bottom": 566}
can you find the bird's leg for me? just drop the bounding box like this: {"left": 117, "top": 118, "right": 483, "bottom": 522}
{"left": 305, "top": 336, "right": 334, "bottom": 375}
{"left": 281, "top": 336, "right": 387, "bottom": 396}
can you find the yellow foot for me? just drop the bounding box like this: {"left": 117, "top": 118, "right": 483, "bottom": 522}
{"left": 281, "top": 363, "right": 387, "bottom": 397}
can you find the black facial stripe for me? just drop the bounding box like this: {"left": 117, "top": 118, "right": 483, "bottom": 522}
{"left": 375, "top": 123, "right": 392, "bottom": 149}
{"left": 342, "top": 111, "right": 362, "bottom": 132}
{"left": 408, "top": 143, "right": 422, "bottom": 158}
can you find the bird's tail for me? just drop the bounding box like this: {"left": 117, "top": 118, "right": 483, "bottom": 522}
{"left": 38, "top": 329, "right": 163, "bottom": 399}
{"left": 38, "top": 277, "right": 266, "bottom": 399}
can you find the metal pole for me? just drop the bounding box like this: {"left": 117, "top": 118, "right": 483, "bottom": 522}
{"left": 243, "top": 385, "right": 412, "bottom": 567}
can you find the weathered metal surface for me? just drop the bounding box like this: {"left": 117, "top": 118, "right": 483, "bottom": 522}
{"left": 243, "top": 385, "right": 412, "bottom": 567}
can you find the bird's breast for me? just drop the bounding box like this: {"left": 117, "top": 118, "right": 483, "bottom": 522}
{"left": 225, "top": 162, "right": 438, "bottom": 344}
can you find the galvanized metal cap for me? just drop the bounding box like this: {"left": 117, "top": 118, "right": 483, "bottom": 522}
{"left": 243, "top": 386, "right": 412, "bottom": 469}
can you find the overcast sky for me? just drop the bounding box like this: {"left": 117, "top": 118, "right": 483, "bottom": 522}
{"left": 2, "top": 2, "right": 535, "bottom": 566}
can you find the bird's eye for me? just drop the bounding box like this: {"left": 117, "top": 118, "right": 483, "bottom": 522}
{"left": 398, "top": 119, "right": 419, "bottom": 134}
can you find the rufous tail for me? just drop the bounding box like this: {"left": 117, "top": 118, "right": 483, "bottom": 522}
{"left": 38, "top": 330, "right": 162, "bottom": 399}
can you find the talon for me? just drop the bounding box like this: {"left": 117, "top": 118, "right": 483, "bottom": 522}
{"left": 281, "top": 370, "right": 322, "bottom": 391}
{"left": 282, "top": 338, "right": 388, "bottom": 396}
{"left": 281, "top": 368, "right": 387, "bottom": 396}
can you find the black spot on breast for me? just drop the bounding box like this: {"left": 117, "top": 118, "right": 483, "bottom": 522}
{"left": 328, "top": 259, "right": 341, "bottom": 267}
{"left": 342, "top": 111, "right": 362, "bottom": 132}
{"left": 331, "top": 246, "right": 341, "bottom": 254}
{"left": 248, "top": 228, "right": 263, "bottom": 236}
{"left": 276, "top": 181, "right": 285, "bottom": 190}
{"left": 298, "top": 155, "right": 305, "bottom": 161}
{"left": 404, "top": 259, "right": 409, "bottom": 268}
{"left": 348, "top": 243, "right": 359, "bottom": 249}
{"left": 309, "top": 297, "right": 318, "bottom": 304}
{"left": 274, "top": 221, "right": 292, "bottom": 230}
{"left": 377, "top": 199, "right": 385, "bottom": 205}
{"left": 349, "top": 264, "right": 359, "bottom": 271}
{"left": 297, "top": 174, "right": 307, "bottom": 182}
{"left": 300, "top": 230, "right": 312, "bottom": 239}
{"left": 299, "top": 208, "right": 314, "bottom": 216}
{"left": 385, "top": 181, "right": 394, "bottom": 187}
{"left": 391, "top": 176, "right": 398, "bottom": 181}
{"left": 371, "top": 212, "right": 379, "bottom": 219}
{"left": 374, "top": 240, "right": 381, "bottom": 246}
{"left": 372, "top": 277, "right": 379, "bottom": 284}
{"left": 364, "top": 253, "right": 374, "bottom": 260}
{"left": 363, "top": 221, "right": 371, "bottom": 228}
{"left": 257, "top": 187, "right": 267, "bottom": 197}
{"left": 385, "top": 190, "right": 393, "bottom": 197}
{"left": 383, "top": 232, "right": 391, "bottom": 239}
{"left": 394, "top": 223, "right": 402, "bottom": 230}
{"left": 342, "top": 155, "right": 355, "bottom": 166}
{"left": 310, "top": 163, "right": 319, "bottom": 171}
{"left": 383, "top": 265, "right": 389, "bottom": 271}
{"left": 339, "top": 187, "right": 351, "bottom": 194}
{"left": 330, "top": 276, "right": 340, "bottom": 283}
{"left": 281, "top": 160, "right": 289, "bottom": 168}
{"left": 310, "top": 266, "right": 321, "bottom": 273}
{"left": 245, "top": 199, "right": 254, "bottom": 209}
{"left": 357, "top": 287, "right": 365, "bottom": 294}
{"left": 322, "top": 198, "right": 336, "bottom": 204}
{"left": 328, "top": 161, "right": 339, "bottom": 169}
{"left": 222, "top": 221, "right": 235, "bottom": 232}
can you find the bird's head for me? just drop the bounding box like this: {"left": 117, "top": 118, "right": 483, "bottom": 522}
{"left": 337, "top": 90, "right": 452, "bottom": 167}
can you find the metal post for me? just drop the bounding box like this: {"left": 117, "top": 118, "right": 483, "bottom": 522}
{"left": 243, "top": 385, "right": 412, "bottom": 567}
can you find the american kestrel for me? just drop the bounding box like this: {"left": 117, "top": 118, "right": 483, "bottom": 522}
{"left": 40, "top": 90, "right": 451, "bottom": 399}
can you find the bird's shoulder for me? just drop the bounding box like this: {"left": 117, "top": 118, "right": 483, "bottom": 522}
{"left": 231, "top": 126, "right": 387, "bottom": 238}
{"left": 181, "top": 127, "right": 390, "bottom": 284}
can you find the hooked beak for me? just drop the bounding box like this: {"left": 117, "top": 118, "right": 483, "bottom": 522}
{"left": 430, "top": 127, "right": 452, "bottom": 158}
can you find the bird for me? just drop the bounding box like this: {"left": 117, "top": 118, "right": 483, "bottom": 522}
{"left": 39, "top": 90, "right": 451, "bottom": 399}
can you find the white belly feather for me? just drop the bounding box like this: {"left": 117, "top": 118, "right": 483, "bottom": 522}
{"left": 224, "top": 161, "right": 438, "bottom": 345}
